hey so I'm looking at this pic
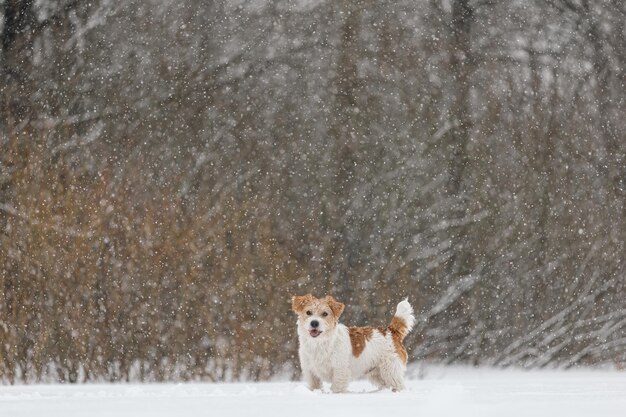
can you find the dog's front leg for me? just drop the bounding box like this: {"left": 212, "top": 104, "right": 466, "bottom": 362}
{"left": 330, "top": 368, "right": 349, "bottom": 393}
{"left": 303, "top": 368, "right": 322, "bottom": 391}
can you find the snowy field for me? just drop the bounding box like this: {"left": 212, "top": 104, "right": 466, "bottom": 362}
{"left": 2, "top": 367, "right": 625, "bottom": 417}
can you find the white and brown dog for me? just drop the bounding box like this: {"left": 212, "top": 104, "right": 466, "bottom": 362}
{"left": 291, "top": 294, "right": 414, "bottom": 393}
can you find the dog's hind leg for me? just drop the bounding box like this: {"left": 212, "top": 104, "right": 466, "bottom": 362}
{"left": 379, "top": 359, "right": 406, "bottom": 392}
{"left": 366, "top": 367, "right": 386, "bottom": 390}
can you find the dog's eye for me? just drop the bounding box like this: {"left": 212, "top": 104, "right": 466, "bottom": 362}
{"left": 322, "top": 312, "right": 329, "bottom": 317}
{"left": 306, "top": 310, "right": 312, "bottom": 316}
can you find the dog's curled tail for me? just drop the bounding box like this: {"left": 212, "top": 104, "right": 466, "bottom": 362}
{"left": 389, "top": 298, "right": 415, "bottom": 341}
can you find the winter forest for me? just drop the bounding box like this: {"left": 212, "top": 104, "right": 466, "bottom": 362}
{"left": 1, "top": 0, "right": 625, "bottom": 384}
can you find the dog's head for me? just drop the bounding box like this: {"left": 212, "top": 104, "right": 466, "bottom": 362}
{"left": 291, "top": 294, "right": 345, "bottom": 339}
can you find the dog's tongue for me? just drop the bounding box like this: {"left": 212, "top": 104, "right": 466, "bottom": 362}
{"left": 309, "top": 329, "right": 321, "bottom": 338}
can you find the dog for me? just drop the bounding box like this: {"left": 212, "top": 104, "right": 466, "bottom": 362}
{"left": 291, "top": 293, "right": 414, "bottom": 392}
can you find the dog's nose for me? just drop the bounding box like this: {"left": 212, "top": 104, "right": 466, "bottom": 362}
{"left": 310, "top": 320, "right": 319, "bottom": 328}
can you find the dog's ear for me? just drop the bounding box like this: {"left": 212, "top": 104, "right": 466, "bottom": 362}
{"left": 292, "top": 294, "right": 314, "bottom": 314}
{"left": 325, "top": 295, "right": 345, "bottom": 318}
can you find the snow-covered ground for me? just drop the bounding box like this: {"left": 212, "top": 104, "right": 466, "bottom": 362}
{"left": 2, "top": 367, "right": 625, "bottom": 417}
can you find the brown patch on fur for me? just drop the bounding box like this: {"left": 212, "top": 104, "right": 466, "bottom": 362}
{"left": 388, "top": 316, "right": 408, "bottom": 364}
{"left": 389, "top": 316, "right": 408, "bottom": 338}
{"left": 349, "top": 326, "right": 373, "bottom": 357}
{"left": 324, "top": 295, "right": 345, "bottom": 318}
{"left": 291, "top": 294, "right": 314, "bottom": 314}
{"left": 391, "top": 334, "right": 408, "bottom": 364}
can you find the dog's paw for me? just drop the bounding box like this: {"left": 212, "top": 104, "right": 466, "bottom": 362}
{"left": 330, "top": 385, "right": 348, "bottom": 393}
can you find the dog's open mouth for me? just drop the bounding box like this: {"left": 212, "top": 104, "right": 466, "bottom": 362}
{"left": 309, "top": 329, "right": 322, "bottom": 338}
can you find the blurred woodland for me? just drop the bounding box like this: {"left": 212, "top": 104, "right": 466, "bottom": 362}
{"left": 1, "top": 0, "right": 626, "bottom": 383}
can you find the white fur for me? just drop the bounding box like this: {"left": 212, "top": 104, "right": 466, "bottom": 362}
{"left": 395, "top": 298, "right": 415, "bottom": 331}
{"left": 296, "top": 299, "right": 413, "bottom": 393}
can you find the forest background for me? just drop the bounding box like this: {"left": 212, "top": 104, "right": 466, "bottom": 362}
{"left": 1, "top": 0, "right": 625, "bottom": 383}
